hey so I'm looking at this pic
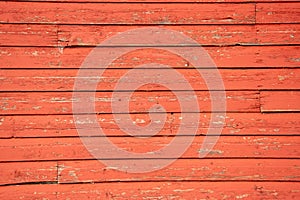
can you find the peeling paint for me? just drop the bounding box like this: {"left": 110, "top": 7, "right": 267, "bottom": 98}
{"left": 0, "top": 117, "right": 4, "bottom": 126}
{"left": 236, "top": 194, "right": 249, "bottom": 199}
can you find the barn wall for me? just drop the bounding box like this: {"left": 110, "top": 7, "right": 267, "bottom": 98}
{"left": 0, "top": 0, "right": 300, "bottom": 199}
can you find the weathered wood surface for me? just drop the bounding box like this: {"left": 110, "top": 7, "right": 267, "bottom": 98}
{"left": 0, "top": 182, "right": 299, "bottom": 200}
{"left": 1, "top": 69, "right": 299, "bottom": 91}
{"left": 256, "top": 3, "right": 300, "bottom": 23}
{"left": 0, "top": 91, "right": 260, "bottom": 114}
{"left": 0, "top": 136, "right": 299, "bottom": 161}
{"left": 56, "top": 159, "right": 300, "bottom": 182}
{"left": 1, "top": 113, "right": 299, "bottom": 138}
{"left": 0, "top": 162, "right": 57, "bottom": 185}
{"left": 0, "top": 159, "right": 299, "bottom": 185}
{"left": 0, "top": 24, "right": 299, "bottom": 46}
{"left": 260, "top": 91, "right": 300, "bottom": 112}
{"left": 0, "top": 2, "right": 255, "bottom": 24}
{"left": 0, "top": 0, "right": 299, "bottom": 199}
{"left": 1, "top": 46, "right": 299, "bottom": 68}
{"left": 2, "top": 91, "right": 299, "bottom": 115}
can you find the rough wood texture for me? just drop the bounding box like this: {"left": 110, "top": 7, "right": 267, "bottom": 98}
{"left": 0, "top": 0, "right": 299, "bottom": 199}
{"left": 1, "top": 46, "right": 299, "bottom": 68}
{"left": 0, "top": 162, "right": 57, "bottom": 185}
{"left": 0, "top": 91, "right": 260, "bottom": 114}
{"left": 0, "top": 136, "right": 299, "bottom": 161}
{"left": 57, "top": 159, "right": 300, "bottom": 182}
{"left": 59, "top": 24, "right": 300, "bottom": 46}
{"left": 1, "top": 24, "right": 299, "bottom": 46}
{"left": 0, "top": 24, "right": 58, "bottom": 46}
{"left": 1, "top": 69, "right": 299, "bottom": 91}
{"left": 260, "top": 91, "right": 300, "bottom": 112}
{"left": 0, "top": 182, "right": 299, "bottom": 200}
{"left": 0, "top": 2, "right": 255, "bottom": 24}
{"left": 256, "top": 3, "right": 300, "bottom": 23}
{"left": 1, "top": 113, "right": 299, "bottom": 138}
{"left": 1, "top": 159, "right": 299, "bottom": 185}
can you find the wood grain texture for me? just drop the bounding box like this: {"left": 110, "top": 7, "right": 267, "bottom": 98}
{"left": 0, "top": 0, "right": 299, "bottom": 197}
{"left": 1, "top": 113, "right": 299, "bottom": 138}
{"left": 0, "top": 162, "right": 57, "bottom": 185}
{"left": 0, "top": 182, "right": 299, "bottom": 200}
{"left": 0, "top": 136, "right": 299, "bottom": 161}
{"left": 1, "top": 24, "right": 299, "bottom": 46}
{"left": 2, "top": 159, "right": 297, "bottom": 184}
{"left": 1, "top": 24, "right": 254, "bottom": 46}
{"left": 58, "top": 24, "right": 300, "bottom": 46}
{"left": 1, "top": 69, "right": 299, "bottom": 91}
{"left": 0, "top": 2, "right": 255, "bottom": 24}
{"left": 256, "top": 3, "right": 300, "bottom": 23}
{"left": 1, "top": 46, "right": 299, "bottom": 68}
{"left": 260, "top": 91, "right": 300, "bottom": 112}
{"left": 256, "top": 24, "right": 300, "bottom": 45}
{"left": 0, "top": 24, "right": 58, "bottom": 47}
{"left": 57, "top": 159, "right": 300, "bottom": 183}
{"left": 0, "top": 91, "right": 259, "bottom": 115}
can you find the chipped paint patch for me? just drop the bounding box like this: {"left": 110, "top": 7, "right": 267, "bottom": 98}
{"left": 0, "top": 117, "right": 4, "bottom": 125}
{"left": 236, "top": 194, "right": 249, "bottom": 199}
{"left": 173, "top": 189, "right": 194, "bottom": 192}
{"left": 32, "top": 106, "right": 42, "bottom": 110}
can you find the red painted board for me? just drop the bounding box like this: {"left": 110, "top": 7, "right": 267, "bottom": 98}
{"left": 0, "top": 69, "right": 299, "bottom": 91}
{"left": 1, "top": 24, "right": 257, "bottom": 46}
{"left": 0, "top": 2, "right": 255, "bottom": 24}
{"left": 1, "top": 24, "right": 299, "bottom": 46}
{"left": 0, "top": 136, "right": 299, "bottom": 161}
{"left": 1, "top": 113, "right": 299, "bottom": 138}
{"left": 260, "top": 91, "right": 300, "bottom": 112}
{"left": 0, "top": 182, "right": 299, "bottom": 200}
{"left": 1, "top": 46, "right": 299, "bottom": 68}
{"left": 0, "top": 24, "right": 58, "bottom": 47}
{"left": 256, "top": 24, "right": 300, "bottom": 45}
{"left": 58, "top": 159, "right": 300, "bottom": 182}
{"left": 0, "top": 162, "right": 57, "bottom": 185}
{"left": 256, "top": 3, "right": 300, "bottom": 23}
{"left": 59, "top": 24, "right": 300, "bottom": 46}
{"left": 0, "top": 91, "right": 260, "bottom": 115}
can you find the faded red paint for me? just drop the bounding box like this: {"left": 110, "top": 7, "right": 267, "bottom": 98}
{"left": 0, "top": 0, "right": 300, "bottom": 199}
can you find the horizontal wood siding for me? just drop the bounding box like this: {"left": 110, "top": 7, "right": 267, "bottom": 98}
{"left": 0, "top": 0, "right": 299, "bottom": 199}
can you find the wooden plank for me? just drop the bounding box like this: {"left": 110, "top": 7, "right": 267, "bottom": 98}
{"left": 1, "top": 24, "right": 299, "bottom": 46}
{"left": 1, "top": 113, "right": 299, "bottom": 138}
{"left": 59, "top": 24, "right": 300, "bottom": 46}
{"left": 0, "top": 24, "right": 58, "bottom": 47}
{"left": 2, "top": 24, "right": 257, "bottom": 46}
{"left": 0, "top": 91, "right": 259, "bottom": 115}
{"left": 1, "top": 46, "right": 299, "bottom": 68}
{"left": 256, "top": 3, "right": 300, "bottom": 23}
{"left": 58, "top": 159, "right": 300, "bottom": 182}
{"left": 0, "top": 0, "right": 298, "bottom": 197}
{"left": 0, "top": 162, "right": 57, "bottom": 185}
{"left": 58, "top": 25, "right": 257, "bottom": 46}
{"left": 0, "top": 47, "right": 60, "bottom": 68}
{"left": 0, "top": 69, "right": 299, "bottom": 91}
{"left": 0, "top": 136, "right": 299, "bottom": 161}
{"left": 260, "top": 91, "right": 300, "bottom": 112}
{"left": 256, "top": 24, "right": 300, "bottom": 45}
{"left": 0, "top": 184, "right": 57, "bottom": 200}
{"left": 0, "top": 2, "right": 255, "bottom": 25}
{"left": 1, "top": 182, "right": 299, "bottom": 200}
